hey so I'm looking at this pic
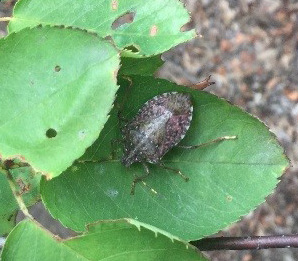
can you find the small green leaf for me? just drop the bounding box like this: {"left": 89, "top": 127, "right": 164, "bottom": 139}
{"left": 0, "top": 172, "right": 15, "bottom": 236}
{"left": 119, "top": 55, "right": 164, "bottom": 76}
{"left": 0, "top": 166, "right": 40, "bottom": 235}
{"left": 8, "top": 0, "right": 195, "bottom": 56}
{"left": 1, "top": 219, "right": 83, "bottom": 261}
{"left": 0, "top": 212, "right": 15, "bottom": 236}
{"left": 1, "top": 219, "right": 205, "bottom": 260}
{"left": 0, "top": 26, "right": 119, "bottom": 177}
{"left": 41, "top": 76, "right": 289, "bottom": 240}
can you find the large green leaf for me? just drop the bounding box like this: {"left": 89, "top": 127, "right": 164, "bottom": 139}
{"left": 8, "top": 0, "right": 195, "bottom": 56}
{"left": 0, "top": 165, "right": 41, "bottom": 235}
{"left": 41, "top": 76, "right": 289, "bottom": 240}
{"left": 1, "top": 219, "right": 205, "bottom": 260}
{"left": 0, "top": 26, "right": 119, "bottom": 177}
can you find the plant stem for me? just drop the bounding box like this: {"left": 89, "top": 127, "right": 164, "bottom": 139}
{"left": 192, "top": 235, "right": 298, "bottom": 251}
{"left": 0, "top": 17, "right": 11, "bottom": 22}
{"left": 6, "top": 170, "right": 34, "bottom": 220}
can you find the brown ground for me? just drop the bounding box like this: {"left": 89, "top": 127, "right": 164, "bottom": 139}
{"left": 1, "top": 0, "right": 298, "bottom": 260}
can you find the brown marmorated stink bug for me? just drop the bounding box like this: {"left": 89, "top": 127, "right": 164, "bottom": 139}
{"left": 120, "top": 92, "right": 236, "bottom": 195}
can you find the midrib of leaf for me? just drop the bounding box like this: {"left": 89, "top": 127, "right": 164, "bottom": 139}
{"left": 94, "top": 248, "right": 181, "bottom": 261}
{"left": 78, "top": 159, "right": 287, "bottom": 167}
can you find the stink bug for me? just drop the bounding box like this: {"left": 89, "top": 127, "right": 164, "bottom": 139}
{"left": 120, "top": 92, "right": 236, "bottom": 194}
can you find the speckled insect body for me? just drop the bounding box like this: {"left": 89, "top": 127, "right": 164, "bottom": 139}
{"left": 120, "top": 91, "right": 236, "bottom": 194}
{"left": 121, "top": 92, "right": 193, "bottom": 167}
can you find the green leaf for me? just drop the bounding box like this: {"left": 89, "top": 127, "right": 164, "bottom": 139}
{"left": 8, "top": 0, "right": 195, "bottom": 56}
{"left": 0, "top": 172, "right": 15, "bottom": 236}
{"left": 0, "top": 212, "right": 15, "bottom": 236}
{"left": 1, "top": 219, "right": 83, "bottom": 261}
{"left": 119, "top": 55, "right": 164, "bottom": 76}
{"left": 41, "top": 76, "right": 289, "bottom": 240}
{"left": 1, "top": 219, "right": 205, "bottom": 260}
{"left": 0, "top": 166, "right": 41, "bottom": 235}
{"left": 0, "top": 26, "right": 119, "bottom": 177}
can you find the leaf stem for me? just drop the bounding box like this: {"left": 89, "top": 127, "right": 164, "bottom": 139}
{"left": 5, "top": 169, "right": 34, "bottom": 220}
{"left": 192, "top": 235, "right": 298, "bottom": 251}
{"left": 0, "top": 17, "right": 12, "bottom": 22}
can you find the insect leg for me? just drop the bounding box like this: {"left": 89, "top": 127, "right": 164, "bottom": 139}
{"left": 157, "top": 163, "right": 189, "bottom": 181}
{"left": 177, "top": 136, "right": 237, "bottom": 149}
{"left": 130, "top": 163, "right": 157, "bottom": 195}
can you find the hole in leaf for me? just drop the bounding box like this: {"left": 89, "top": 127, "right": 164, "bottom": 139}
{"left": 54, "top": 65, "right": 61, "bottom": 72}
{"left": 46, "top": 128, "right": 57, "bottom": 138}
{"left": 111, "top": 11, "right": 135, "bottom": 30}
{"left": 124, "top": 45, "right": 139, "bottom": 53}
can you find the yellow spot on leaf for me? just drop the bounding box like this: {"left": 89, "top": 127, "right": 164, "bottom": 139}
{"left": 150, "top": 25, "right": 158, "bottom": 36}
{"left": 226, "top": 195, "right": 233, "bottom": 202}
{"left": 111, "top": 0, "right": 118, "bottom": 11}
